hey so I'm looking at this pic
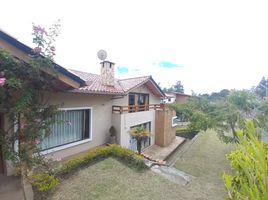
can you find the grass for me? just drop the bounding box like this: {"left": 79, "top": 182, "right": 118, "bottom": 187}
{"left": 50, "top": 158, "right": 182, "bottom": 200}
{"left": 49, "top": 130, "right": 233, "bottom": 200}
{"left": 172, "top": 130, "right": 234, "bottom": 200}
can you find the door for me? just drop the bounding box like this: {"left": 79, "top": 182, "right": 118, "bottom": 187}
{"left": 128, "top": 94, "right": 135, "bottom": 112}
{"left": 0, "top": 114, "right": 4, "bottom": 173}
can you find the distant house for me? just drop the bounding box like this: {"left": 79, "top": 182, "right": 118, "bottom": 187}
{"left": 0, "top": 30, "right": 176, "bottom": 175}
{"left": 163, "top": 92, "right": 191, "bottom": 104}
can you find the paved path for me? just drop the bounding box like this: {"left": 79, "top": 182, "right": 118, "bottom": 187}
{"left": 143, "top": 136, "right": 185, "bottom": 161}
{"left": 0, "top": 174, "right": 24, "bottom": 200}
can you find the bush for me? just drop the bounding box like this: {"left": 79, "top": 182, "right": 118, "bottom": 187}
{"left": 58, "top": 144, "right": 147, "bottom": 176}
{"left": 223, "top": 120, "right": 268, "bottom": 200}
{"left": 33, "top": 172, "right": 59, "bottom": 191}
{"left": 176, "top": 126, "right": 189, "bottom": 132}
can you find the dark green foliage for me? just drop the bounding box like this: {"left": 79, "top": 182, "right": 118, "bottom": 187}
{"left": 171, "top": 96, "right": 216, "bottom": 132}
{"left": 129, "top": 127, "right": 151, "bottom": 154}
{"left": 163, "top": 80, "right": 184, "bottom": 93}
{"left": 0, "top": 22, "right": 61, "bottom": 171}
{"left": 201, "top": 89, "right": 230, "bottom": 102}
{"left": 0, "top": 49, "right": 60, "bottom": 168}
{"left": 171, "top": 89, "right": 263, "bottom": 143}
{"left": 256, "top": 100, "right": 268, "bottom": 132}
{"left": 255, "top": 77, "right": 268, "bottom": 98}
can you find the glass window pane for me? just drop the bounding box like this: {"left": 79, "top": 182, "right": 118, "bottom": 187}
{"left": 41, "top": 109, "right": 88, "bottom": 150}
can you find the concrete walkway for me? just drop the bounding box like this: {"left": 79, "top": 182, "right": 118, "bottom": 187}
{"left": 0, "top": 174, "right": 24, "bottom": 200}
{"left": 143, "top": 136, "right": 185, "bottom": 161}
{"left": 151, "top": 165, "right": 194, "bottom": 185}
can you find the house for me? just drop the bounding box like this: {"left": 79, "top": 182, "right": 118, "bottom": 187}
{"left": 163, "top": 92, "right": 191, "bottom": 104}
{"left": 0, "top": 30, "right": 176, "bottom": 176}
{"left": 162, "top": 93, "right": 176, "bottom": 103}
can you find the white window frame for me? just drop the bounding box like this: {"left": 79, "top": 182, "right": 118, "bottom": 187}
{"left": 41, "top": 107, "right": 93, "bottom": 155}
{"left": 172, "top": 116, "right": 178, "bottom": 127}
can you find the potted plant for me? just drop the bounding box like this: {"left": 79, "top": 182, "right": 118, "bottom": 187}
{"left": 130, "top": 127, "right": 150, "bottom": 154}
{"left": 109, "top": 126, "right": 117, "bottom": 144}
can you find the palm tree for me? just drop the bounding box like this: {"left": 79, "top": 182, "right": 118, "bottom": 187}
{"left": 130, "top": 126, "right": 150, "bottom": 154}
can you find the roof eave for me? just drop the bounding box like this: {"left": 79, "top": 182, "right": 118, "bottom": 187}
{"left": 0, "top": 30, "right": 85, "bottom": 87}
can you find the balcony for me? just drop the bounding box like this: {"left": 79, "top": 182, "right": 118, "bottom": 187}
{"left": 112, "top": 104, "right": 165, "bottom": 114}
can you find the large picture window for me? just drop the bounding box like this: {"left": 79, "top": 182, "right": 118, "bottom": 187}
{"left": 41, "top": 108, "right": 91, "bottom": 150}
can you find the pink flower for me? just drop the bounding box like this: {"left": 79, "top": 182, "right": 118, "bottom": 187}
{"left": 50, "top": 46, "right": 56, "bottom": 51}
{"left": 34, "top": 118, "right": 42, "bottom": 123}
{"left": 0, "top": 78, "right": 6, "bottom": 87}
{"left": 33, "top": 47, "right": 42, "bottom": 54}
{"left": 33, "top": 25, "right": 48, "bottom": 36}
{"left": 35, "top": 139, "right": 41, "bottom": 145}
{"left": 20, "top": 121, "right": 25, "bottom": 129}
{"left": 0, "top": 71, "right": 5, "bottom": 78}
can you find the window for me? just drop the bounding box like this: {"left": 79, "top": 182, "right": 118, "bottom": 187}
{"left": 172, "top": 116, "right": 179, "bottom": 127}
{"left": 129, "top": 122, "right": 151, "bottom": 151}
{"left": 128, "top": 93, "right": 149, "bottom": 112}
{"left": 40, "top": 108, "right": 91, "bottom": 150}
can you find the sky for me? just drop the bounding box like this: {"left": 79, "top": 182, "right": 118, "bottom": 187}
{"left": 0, "top": 0, "right": 268, "bottom": 94}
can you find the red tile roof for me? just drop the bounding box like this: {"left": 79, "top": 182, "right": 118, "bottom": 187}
{"left": 69, "top": 69, "right": 153, "bottom": 95}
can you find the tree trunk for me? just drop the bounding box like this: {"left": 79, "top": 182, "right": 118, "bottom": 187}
{"left": 230, "top": 124, "right": 238, "bottom": 142}
{"left": 137, "top": 139, "right": 142, "bottom": 154}
{"left": 19, "top": 114, "right": 34, "bottom": 200}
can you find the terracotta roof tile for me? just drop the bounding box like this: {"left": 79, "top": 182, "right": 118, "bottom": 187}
{"left": 118, "top": 76, "right": 151, "bottom": 92}
{"left": 68, "top": 69, "right": 163, "bottom": 96}
{"left": 69, "top": 70, "right": 124, "bottom": 94}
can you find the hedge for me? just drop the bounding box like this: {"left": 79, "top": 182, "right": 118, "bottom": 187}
{"left": 57, "top": 144, "right": 147, "bottom": 176}
{"left": 33, "top": 144, "right": 147, "bottom": 192}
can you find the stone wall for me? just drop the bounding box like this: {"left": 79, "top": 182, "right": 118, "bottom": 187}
{"left": 101, "top": 61, "right": 115, "bottom": 86}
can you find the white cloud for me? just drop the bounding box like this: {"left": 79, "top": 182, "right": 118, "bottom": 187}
{"left": 1, "top": 0, "right": 268, "bottom": 94}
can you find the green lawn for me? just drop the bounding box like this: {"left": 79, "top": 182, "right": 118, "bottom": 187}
{"left": 172, "top": 130, "right": 234, "bottom": 200}
{"left": 49, "top": 130, "right": 233, "bottom": 200}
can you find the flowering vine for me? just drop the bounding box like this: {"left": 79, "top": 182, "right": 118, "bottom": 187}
{"left": 0, "top": 21, "right": 61, "bottom": 179}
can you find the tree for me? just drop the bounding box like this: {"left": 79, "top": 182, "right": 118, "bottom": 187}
{"left": 256, "top": 100, "right": 268, "bottom": 131}
{"left": 171, "top": 89, "right": 260, "bottom": 142}
{"left": 212, "top": 90, "right": 258, "bottom": 141}
{"left": 171, "top": 96, "right": 216, "bottom": 131}
{"left": 255, "top": 77, "right": 268, "bottom": 98}
{"left": 130, "top": 127, "right": 150, "bottom": 154}
{"left": 162, "top": 80, "right": 184, "bottom": 93}
{"left": 208, "top": 89, "right": 230, "bottom": 102}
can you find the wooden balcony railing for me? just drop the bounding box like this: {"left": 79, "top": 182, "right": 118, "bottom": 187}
{"left": 112, "top": 104, "right": 165, "bottom": 114}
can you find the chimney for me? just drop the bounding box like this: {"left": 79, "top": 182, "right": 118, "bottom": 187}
{"left": 100, "top": 61, "right": 115, "bottom": 86}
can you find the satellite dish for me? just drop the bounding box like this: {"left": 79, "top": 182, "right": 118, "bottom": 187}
{"left": 97, "top": 50, "right": 107, "bottom": 61}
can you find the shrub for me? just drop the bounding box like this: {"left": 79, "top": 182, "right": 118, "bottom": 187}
{"left": 58, "top": 144, "right": 147, "bottom": 176}
{"left": 223, "top": 120, "right": 268, "bottom": 200}
{"left": 33, "top": 172, "right": 59, "bottom": 191}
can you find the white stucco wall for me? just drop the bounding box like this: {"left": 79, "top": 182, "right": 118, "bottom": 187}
{"left": 42, "top": 92, "right": 114, "bottom": 159}
{"left": 111, "top": 84, "right": 161, "bottom": 150}
{"left": 112, "top": 110, "right": 156, "bottom": 149}
{"left": 112, "top": 84, "right": 161, "bottom": 106}
{"left": 131, "top": 85, "right": 160, "bottom": 104}
{"left": 3, "top": 83, "right": 162, "bottom": 175}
